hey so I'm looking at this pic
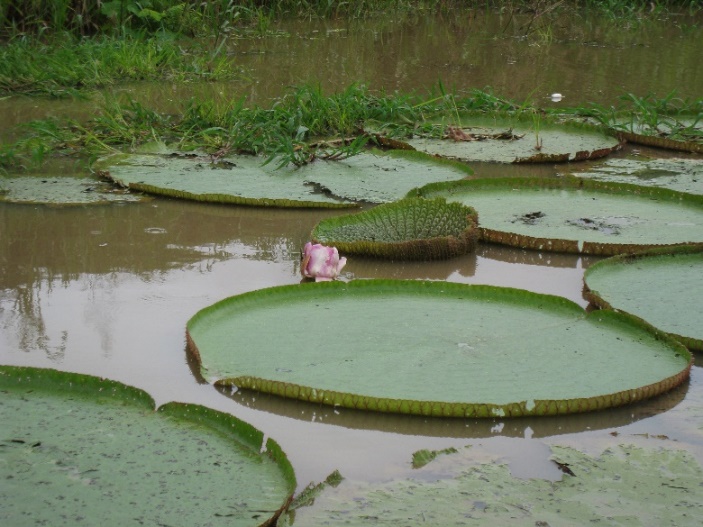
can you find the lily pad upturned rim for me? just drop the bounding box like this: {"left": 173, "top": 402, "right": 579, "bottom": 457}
{"left": 410, "top": 175, "right": 703, "bottom": 256}
{"left": 98, "top": 148, "right": 474, "bottom": 209}
{"left": 0, "top": 365, "right": 296, "bottom": 527}
{"left": 186, "top": 279, "right": 692, "bottom": 419}
{"left": 615, "top": 130, "right": 703, "bottom": 154}
{"left": 311, "top": 197, "right": 480, "bottom": 260}
{"left": 397, "top": 111, "right": 622, "bottom": 164}
{"left": 583, "top": 243, "right": 703, "bottom": 352}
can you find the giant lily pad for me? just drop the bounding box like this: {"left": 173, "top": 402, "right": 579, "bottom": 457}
{"left": 571, "top": 156, "right": 703, "bottom": 195}
{"left": 0, "top": 366, "right": 296, "bottom": 527}
{"left": 186, "top": 280, "right": 691, "bottom": 418}
{"left": 285, "top": 443, "right": 703, "bottom": 526}
{"left": 311, "top": 197, "right": 479, "bottom": 260}
{"left": 584, "top": 244, "right": 703, "bottom": 352}
{"left": 404, "top": 115, "right": 620, "bottom": 163}
{"left": 0, "top": 174, "right": 143, "bottom": 205}
{"left": 99, "top": 150, "right": 472, "bottom": 207}
{"left": 412, "top": 177, "right": 703, "bottom": 255}
{"left": 608, "top": 114, "right": 703, "bottom": 154}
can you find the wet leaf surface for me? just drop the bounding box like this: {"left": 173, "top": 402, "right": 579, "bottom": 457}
{"left": 286, "top": 444, "right": 703, "bottom": 526}
{"left": 187, "top": 280, "right": 691, "bottom": 418}
{"left": 0, "top": 366, "right": 295, "bottom": 527}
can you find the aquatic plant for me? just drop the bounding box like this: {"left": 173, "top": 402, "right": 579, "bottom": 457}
{"left": 287, "top": 443, "right": 703, "bottom": 526}
{"left": 570, "top": 156, "right": 703, "bottom": 195}
{"left": 580, "top": 91, "right": 703, "bottom": 153}
{"left": 584, "top": 243, "right": 703, "bottom": 352}
{"left": 97, "top": 149, "right": 471, "bottom": 207}
{"left": 186, "top": 280, "right": 692, "bottom": 418}
{"left": 401, "top": 113, "right": 621, "bottom": 163}
{"left": 412, "top": 176, "right": 703, "bottom": 255}
{"left": 300, "top": 242, "right": 347, "bottom": 281}
{"left": 0, "top": 365, "right": 296, "bottom": 526}
{"left": 311, "top": 197, "right": 479, "bottom": 260}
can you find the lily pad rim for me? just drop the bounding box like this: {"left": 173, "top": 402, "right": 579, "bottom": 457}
{"left": 186, "top": 279, "right": 692, "bottom": 419}
{"left": 583, "top": 242, "right": 703, "bottom": 352}
{"left": 310, "top": 197, "right": 480, "bottom": 260}
{"left": 409, "top": 175, "right": 703, "bottom": 255}
{"left": 0, "top": 364, "right": 298, "bottom": 502}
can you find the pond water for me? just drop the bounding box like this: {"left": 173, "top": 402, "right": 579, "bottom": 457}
{"left": 1, "top": 7, "right": 703, "bottom": 501}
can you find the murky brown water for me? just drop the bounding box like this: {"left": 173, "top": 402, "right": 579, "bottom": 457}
{"left": 2, "top": 8, "right": 702, "bottom": 495}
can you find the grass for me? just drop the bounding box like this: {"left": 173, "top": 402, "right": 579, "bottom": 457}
{"left": 1, "top": 1, "right": 700, "bottom": 39}
{"left": 4, "top": 83, "right": 700, "bottom": 174}
{"left": 0, "top": 84, "right": 523, "bottom": 170}
{"left": 0, "top": 34, "right": 241, "bottom": 96}
{"left": 575, "top": 92, "right": 703, "bottom": 143}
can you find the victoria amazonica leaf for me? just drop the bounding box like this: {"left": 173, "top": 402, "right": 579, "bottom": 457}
{"left": 100, "top": 150, "right": 472, "bottom": 207}
{"left": 287, "top": 444, "right": 703, "bottom": 526}
{"left": 405, "top": 115, "right": 620, "bottom": 163}
{"left": 311, "top": 197, "right": 479, "bottom": 260}
{"left": 413, "top": 177, "right": 703, "bottom": 255}
{"left": 186, "top": 280, "right": 691, "bottom": 418}
{"left": 572, "top": 157, "right": 703, "bottom": 195}
{"left": 0, "top": 366, "right": 296, "bottom": 527}
{"left": 0, "top": 175, "right": 143, "bottom": 205}
{"left": 584, "top": 244, "right": 703, "bottom": 351}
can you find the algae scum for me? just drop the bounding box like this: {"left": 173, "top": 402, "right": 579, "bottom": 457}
{"left": 2, "top": 6, "right": 703, "bottom": 526}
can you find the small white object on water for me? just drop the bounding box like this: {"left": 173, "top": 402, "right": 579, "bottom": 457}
{"left": 550, "top": 93, "right": 563, "bottom": 102}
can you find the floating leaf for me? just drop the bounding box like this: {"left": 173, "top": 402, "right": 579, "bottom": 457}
{"left": 286, "top": 444, "right": 703, "bottom": 526}
{"left": 99, "top": 150, "right": 472, "bottom": 207}
{"left": 584, "top": 244, "right": 703, "bottom": 352}
{"left": 0, "top": 174, "right": 143, "bottom": 205}
{"left": 311, "top": 197, "right": 479, "bottom": 260}
{"left": 571, "top": 156, "right": 703, "bottom": 195}
{"left": 0, "top": 366, "right": 296, "bottom": 527}
{"left": 412, "top": 447, "right": 459, "bottom": 469}
{"left": 186, "top": 280, "right": 691, "bottom": 418}
{"left": 412, "top": 177, "right": 703, "bottom": 255}
{"left": 404, "top": 115, "right": 620, "bottom": 164}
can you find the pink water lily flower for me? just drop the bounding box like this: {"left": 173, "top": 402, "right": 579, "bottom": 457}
{"left": 301, "top": 242, "right": 347, "bottom": 282}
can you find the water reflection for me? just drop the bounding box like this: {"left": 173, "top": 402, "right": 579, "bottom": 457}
{"left": 217, "top": 376, "right": 690, "bottom": 439}
{"left": 2, "top": 8, "right": 701, "bottom": 136}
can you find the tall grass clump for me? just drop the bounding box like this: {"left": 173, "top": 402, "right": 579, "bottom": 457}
{"left": 0, "top": 35, "right": 240, "bottom": 96}
{"left": 1, "top": 84, "right": 527, "bottom": 169}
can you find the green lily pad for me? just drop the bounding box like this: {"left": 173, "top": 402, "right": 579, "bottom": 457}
{"left": 609, "top": 115, "right": 703, "bottom": 154}
{"left": 584, "top": 244, "right": 703, "bottom": 352}
{"left": 571, "top": 156, "right": 703, "bottom": 195}
{"left": 412, "top": 177, "right": 703, "bottom": 255}
{"left": 0, "top": 174, "right": 143, "bottom": 205}
{"left": 311, "top": 197, "right": 479, "bottom": 260}
{"left": 0, "top": 366, "right": 296, "bottom": 527}
{"left": 405, "top": 116, "right": 620, "bottom": 163}
{"left": 285, "top": 444, "right": 703, "bottom": 526}
{"left": 186, "top": 280, "right": 691, "bottom": 418}
{"left": 99, "top": 150, "right": 472, "bottom": 208}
